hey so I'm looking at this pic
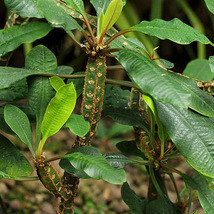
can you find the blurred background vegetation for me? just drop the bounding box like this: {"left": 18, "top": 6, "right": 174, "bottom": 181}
{"left": 0, "top": 0, "right": 213, "bottom": 213}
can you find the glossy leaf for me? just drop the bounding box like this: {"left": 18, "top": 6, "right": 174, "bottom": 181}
{"left": 204, "top": 0, "right": 214, "bottom": 14}
{"left": 61, "top": 147, "right": 126, "bottom": 184}
{"left": 4, "top": 105, "right": 34, "bottom": 155}
{"left": 36, "top": 0, "right": 83, "bottom": 31}
{"left": 65, "top": 114, "right": 90, "bottom": 137}
{"left": 104, "top": 153, "right": 134, "bottom": 169}
{"left": 41, "top": 83, "right": 77, "bottom": 142}
{"left": 130, "top": 18, "right": 211, "bottom": 45}
{"left": 121, "top": 182, "right": 147, "bottom": 214}
{"left": 57, "top": 66, "right": 74, "bottom": 75}
{"left": 145, "top": 197, "right": 183, "bottom": 214}
{"left": 0, "top": 135, "right": 32, "bottom": 177}
{"left": 183, "top": 59, "right": 214, "bottom": 81}
{"left": 122, "top": 37, "right": 147, "bottom": 52}
{"left": 117, "top": 49, "right": 214, "bottom": 117}
{"left": 26, "top": 45, "right": 57, "bottom": 147}
{"left": 4, "top": 0, "right": 43, "bottom": 18}
{"left": 0, "top": 79, "right": 28, "bottom": 102}
{"left": 156, "top": 102, "right": 214, "bottom": 178}
{"left": 0, "top": 22, "right": 52, "bottom": 57}
{"left": 63, "top": 0, "right": 85, "bottom": 16}
{"left": 90, "top": 0, "right": 126, "bottom": 16}
{"left": 116, "top": 141, "right": 146, "bottom": 159}
{"left": 100, "top": 0, "right": 123, "bottom": 35}
{"left": 0, "top": 106, "right": 14, "bottom": 135}
{"left": 50, "top": 76, "right": 65, "bottom": 91}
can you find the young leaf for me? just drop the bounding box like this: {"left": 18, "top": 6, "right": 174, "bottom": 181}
{"left": 121, "top": 182, "right": 147, "bottom": 214}
{"left": 130, "top": 18, "right": 211, "bottom": 45}
{"left": 41, "top": 83, "right": 77, "bottom": 143}
{"left": 4, "top": 104, "right": 34, "bottom": 156}
{"left": 65, "top": 114, "right": 90, "bottom": 137}
{"left": 0, "top": 135, "right": 32, "bottom": 177}
{"left": 204, "top": 0, "right": 214, "bottom": 14}
{"left": 100, "top": 0, "right": 123, "bottom": 37}
{"left": 0, "top": 22, "right": 52, "bottom": 57}
{"left": 156, "top": 102, "right": 214, "bottom": 178}
{"left": 61, "top": 152, "right": 126, "bottom": 184}
{"left": 4, "top": 0, "right": 44, "bottom": 18}
{"left": 36, "top": 0, "right": 83, "bottom": 31}
{"left": 50, "top": 76, "right": 65, "bottom": 92}
{"left": 63, "top": 0, "right": 86, "bottom": 16}
{"left": 183, "top": 59, "right": 214, "bottom": 81}
{"left": 26, "top": 45, "right": 58, "bottom": 148}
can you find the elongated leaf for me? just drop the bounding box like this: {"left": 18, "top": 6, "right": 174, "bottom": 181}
{"left": 183, "top": 59, "right": 214, "bottom": 81}
{"left": 36, "top": 0, "right": 83, "bottom": 31}
{"left": 0, "top": 22, "right": 52, "bottom": 57}
{"left": 57, "top": 65, "right": 74, "bottom": 75}
{"left": 90, "top": 0, "right": 126, "bottom": 16}
{"left": 117, "top": 49, "right": 214, "bottom": 117}
{"left": 121, "top": 182, "right": 147, "bottom": 214}
{"left": 117, "top": 49, "right": 191, "bottom": 108}
{"left": 41, "top": 83, "right": 76, "bottom": 142}
{"left": 26, "top": 45, "right": 57, "bottom": 147}
{"left": 104, "top": 153, "right": 134, "bottom": 169}
{"left": 0, "top": 135, "right": 32, "bottom": 177}
{"left": 0, "top": 79, "right": 28, "bottom": 102}
{"left": 63, "top": 0, "right": 85, "bottom": 16}
{"left": 66, "top": 114, "right": 90, "bottom": 137}
{"left": 145, "top": 197, "right": 183, "bottom": 214}
{"left": 156, "top": 102, "right": 214, "bottom": 178}
{"left": 102, "top": 108, "right": 149, "bottom": 132}
{"left": 204, "top": 0, "right": 214, "bottom": 14}
{"left": 60, "top": 146, "right": 101, "bottom": 179}
{"left": 50, "top": 76, "right": 65, "bottom": 91}
{"left": 101, "top": 0, "right": 123, "bottom": 35}
{"left": 4, "top": 0, "right": 43, "bottom": 18}
{"left": 4, "top": 105, "right": 34, "bottom": 155}
{"left": 61, "top": 151, "right": 126, "bottom": 184}
{"left": 130, "top": 18, "right": 211, "bottom": 45}
{"left": 192, "top": 172, "right": 214, "bottom": 214}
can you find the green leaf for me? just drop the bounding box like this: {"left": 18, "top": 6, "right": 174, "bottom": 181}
{"left": 0, "top": 22, "right": 52, "bottom": 57}
{"left": 104, "top": 153, "right": 134, "bottom": 169}
{"left": 130, "top": 18, "right": 211, "bottom": 45}
{"left": 36, "top": 0, "right": 83, "bottom": 31}
{"left": 102, "top": 108, "right": 149, "bottom": 132}
{"left": 107, "top": 123, "right": 133, "bottom": 138}
{"left": 100, "top": 0, "right": 123, "bottom": 36}
{"left": 209, "top": 56, "right": 214, "bottom": 73}
{"left": 103, "top": 85, "right": 130, "bottom": 109}
{"left": 50, "top": 76, "right": 65, "bottom": 91}
{"left": 122, "top": 37, "right": 147, "bottom": 53}
{"left": 183, "top": 59, "right": 214, "bottom": 81}
{"left": 61, "top": 146, "right": 126, "bottom": 184}
{"left": 116, "top": 141, "right": 146, "bottom": 159}
{"left": 143, "top": 94, "right": 168, "bottom": 143}
{"left": 121, "top": 182, "right": 147, "bottom": 214}
{"left": 0, "top": 79, "right": 28, "bottom": 102}
{"left": 4, "top": 105, "right": 34, "bottom": 156}
{"left": 57, "top": 65, "right": 74, "bottom": 75}
{"left": 204, "top": 0, "right": 214, "bottom": 14}
{"left": 159, "top": 58, "right": 174, "bottom": 69}
{"left": 41, "top": 83, "right": 77, "bottom": 142}
{"left": 90, "top": 0, "right": 126, "bottom": 17}
{"left": 156, "top": 102, "right": 214, "bottom": 178}
{"left": 0, "top": 135, "right": 32, "bottom": 177}
{"left": 63, "top": 0, "right": 85, "bottom": 16}
{"left": 4, "top": 0, "right": 44, "bottom": 18}
{"left": 145, "top": 197, "right": 183, "bottom": 214}
{"left": 60, "top": 146, "right": 101, "bottom": 179}
{"left": 65, "top": 114, "right": 90, "bottom": 137}
{"left": 26, "top": 45, "right": 57, "bottom": 148}
{"left": 0, "top": 106, "right": 14, "bottom": 135}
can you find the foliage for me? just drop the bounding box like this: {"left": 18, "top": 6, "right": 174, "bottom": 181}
{"left": 0, "top": 0, "right": 214, "bottom": 213}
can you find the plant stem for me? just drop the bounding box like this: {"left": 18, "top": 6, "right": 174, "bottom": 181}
{"left": 105, "top": 29, "right": 131, "bottom": 45}
{"left": 14, "top": 177, "right": 39, "bottom": 181}
{"left": 66, "top": 30, "right": 82, "bottom": 48}
{"left": 44, "top": 156, "right": 63, "bottom": 164}
{"left": 83, "top": 15, "right": 96, "bottom": 43}
{"left": 23, "top": 43, "right": 33, "bottom": 56}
